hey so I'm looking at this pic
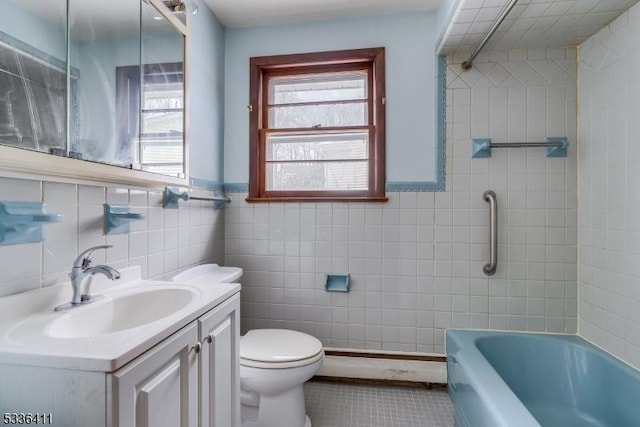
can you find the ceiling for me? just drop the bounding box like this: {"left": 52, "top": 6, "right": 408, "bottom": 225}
{"left": 14, "top": 0, "right": 639, "bottom": 54}
{"left": 203, "top": 0, "right": 441, "bottom": 28}
{"left": 437, "top": 0, "right": 640, "bottom": 55}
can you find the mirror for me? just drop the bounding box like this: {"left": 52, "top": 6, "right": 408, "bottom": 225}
{"left": 138, "top": 1, "right": 186, "bottom": 176}
{"left": 0, "top": 0, "right": 67, "bottom": 155}
{"left": 0, "top": 0, "right": 187, "bottom": 182}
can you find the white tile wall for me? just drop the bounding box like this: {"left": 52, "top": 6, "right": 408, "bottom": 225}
{"left": 578, "top": 2, "right": 640, "bottom": 370}
{"left": 226, "top": 47, "right": 578, "bottom": 354}
{"left": 0, "top": 178, "right": 225, "bottom": 297}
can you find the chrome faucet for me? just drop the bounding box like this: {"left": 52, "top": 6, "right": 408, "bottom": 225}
{"left": 55, "top": 245, "right": 121, "bottom": 311}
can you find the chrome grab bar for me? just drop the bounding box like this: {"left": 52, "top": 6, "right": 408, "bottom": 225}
{"left": 483, "top": 190, "right": 497, "bottom": 276}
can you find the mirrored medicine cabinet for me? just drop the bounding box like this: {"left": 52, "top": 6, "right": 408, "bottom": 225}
{"left": 0, "top": 0, "right": 188, "bottom": 187}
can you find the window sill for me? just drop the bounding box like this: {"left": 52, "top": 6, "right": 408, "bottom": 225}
{"left": 245, "top": 196, "right": 388, "bottom": 203}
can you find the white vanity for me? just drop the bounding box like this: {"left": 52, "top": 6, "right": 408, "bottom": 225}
{"left": 0, "top": 266, "right": 240, "bottom": 427}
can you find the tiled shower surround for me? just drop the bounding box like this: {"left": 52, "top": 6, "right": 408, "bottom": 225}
{"left": 578, "top": 3, "right": 640, "bottom": 369}
{"left": 226, "top": 47, "right": 578, "bottom": 353}
{"left": 0, "top": 178, "right": 225, "bottom": 297}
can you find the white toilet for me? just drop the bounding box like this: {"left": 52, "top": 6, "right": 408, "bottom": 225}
{"left": 172, "top": 264, "right": 324, "bottom": 427}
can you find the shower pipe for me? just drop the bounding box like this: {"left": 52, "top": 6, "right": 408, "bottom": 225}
{"left": 483, "top": 190, "right": 497, "bottom": 276}
{"left": 461, "top": 0, "right": 519, "bottom": 70}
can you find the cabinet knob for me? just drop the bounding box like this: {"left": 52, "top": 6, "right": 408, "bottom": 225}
{"left": 205, "top": 333, "right": 214, "bottom": 344}
{"left": 191, "top": 341, "right": 202, "bottom": 354}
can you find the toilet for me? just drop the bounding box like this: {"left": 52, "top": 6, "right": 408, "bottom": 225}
{"left": 172, "top": 264, "right": 324, "bottom": 427}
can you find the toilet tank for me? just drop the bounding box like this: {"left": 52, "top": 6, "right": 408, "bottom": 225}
{"left": 171, "top": 264, "right": 243, "bottom": 284}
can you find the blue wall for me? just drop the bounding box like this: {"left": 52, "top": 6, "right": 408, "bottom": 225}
{"left": 223, "top": 11, "right": 439, "bottom": 185}
{"left": 188, "top": 5, "right": 226, "bottom": 185}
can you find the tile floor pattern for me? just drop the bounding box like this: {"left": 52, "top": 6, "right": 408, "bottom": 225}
{"left": 304, "top": 381, "right": 454, "bottom": 427}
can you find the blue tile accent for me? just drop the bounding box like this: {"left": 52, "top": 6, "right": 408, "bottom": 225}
{"left": 190, "top": 177, "right": 224, "bottom": 192}
{"left": 385, "top": 182, "right": 445, "bottom": 192}
{"left": 471, "top": 139, "right": 492, "bottom": 158}
{"left": 546, "top": 137, "right": 569, "bottom": 157}
{"left": 224, "top": 183, "right": 249, "bottom": 193}
{"left": 434, "top": 55, "right": 447, "bottom": 192}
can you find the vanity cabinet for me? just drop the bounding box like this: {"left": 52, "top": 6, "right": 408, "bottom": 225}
{"left": 0, "top": 293, "right": 240, "bottom": 427}
{"left": 198, "top": 295, "right": 241, "bottom": 427}
{"left": 111, "top": 323, "right": 199, "bottom": 427}
{"left": 111, "top": 294, "right": 240, "bottom": 427}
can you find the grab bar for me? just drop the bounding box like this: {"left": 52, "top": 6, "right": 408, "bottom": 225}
{"left": 471, "top": 137, "right": 569, "bottom": 158}
{"left": 483, "top": 190, "right": 497, "bottom": 276}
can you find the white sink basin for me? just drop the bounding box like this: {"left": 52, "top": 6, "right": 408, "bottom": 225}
{"left": 0, "top": 266, "right": 240, "bottom": 372}
{"left": 47, "top": 288, "right": 196, "bottom": 338}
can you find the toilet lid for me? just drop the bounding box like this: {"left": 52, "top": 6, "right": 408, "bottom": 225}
{"left": 240, "top": 329, "right": 323, "bottom": 363}
{"left": 171, "top": 264, "right": 243, "bottom": 284}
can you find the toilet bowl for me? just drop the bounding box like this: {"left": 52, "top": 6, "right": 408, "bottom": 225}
{"left": 172, "top": 264, "right": 324, "bottom": 427}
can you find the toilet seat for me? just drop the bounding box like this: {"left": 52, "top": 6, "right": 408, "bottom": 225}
{"left": 240, "top": 329, "right": 324, "bottom": 369}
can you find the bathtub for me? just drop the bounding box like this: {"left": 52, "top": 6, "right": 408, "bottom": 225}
{"left": 446, "top": 329, "right": 640, "bottom": 427}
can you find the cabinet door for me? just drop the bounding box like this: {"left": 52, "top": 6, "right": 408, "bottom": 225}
{"left": 199, "top": 294, "right": 241, "bottom": 427}
{"left": 111, "top": 323, "right": 199, "bottom": 427}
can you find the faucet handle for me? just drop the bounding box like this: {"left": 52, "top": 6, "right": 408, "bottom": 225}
{"left": 73, "top": 245, "right": 113, "bottom": 268}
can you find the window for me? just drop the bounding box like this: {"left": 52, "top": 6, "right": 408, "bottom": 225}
{"left": 116, "top": 62, "right": 184, "bottom": 176}
{"left": 248, "top": 48, "right": 386, "bottom": 202}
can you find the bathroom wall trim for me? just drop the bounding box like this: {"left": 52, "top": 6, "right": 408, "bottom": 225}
{"left": 224, "top": 183, "right": 249, "bottom": 193}
{"left": 190, "top": 177, "right": 224, "bottom": 192}
{"left": 324, "top": 349, "right": 446, "bottom": 363}
{"left": 317, "top": 352, "right": 447, "bottom": 384}
{"left": 311, "top": 376, "right": 447, "bottom": 389}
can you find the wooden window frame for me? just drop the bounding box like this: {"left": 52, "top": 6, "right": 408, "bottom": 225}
{"left": 247, "top": 47, "right": 386, "bottom": 202}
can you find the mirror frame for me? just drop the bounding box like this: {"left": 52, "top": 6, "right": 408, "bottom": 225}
{"left": 0, "top": 0, "right": 190, "bottom": 188}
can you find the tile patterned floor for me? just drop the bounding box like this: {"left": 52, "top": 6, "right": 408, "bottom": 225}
{"left": 304, "top": 381, "right": 454, "bottom": 427}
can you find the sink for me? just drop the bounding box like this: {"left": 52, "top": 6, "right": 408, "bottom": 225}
{"left": 47, "top": 287, "right": 196, "bottom": 338}
{"left": 0, "top": 266, "right": 240, "bottom": 371}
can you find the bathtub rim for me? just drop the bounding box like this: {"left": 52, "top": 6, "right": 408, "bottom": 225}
{"left": 446, "top": 328, "right": 640, "bottom": 427}
{"left": 446, "top": 329, "right": 541, "bottom": 427}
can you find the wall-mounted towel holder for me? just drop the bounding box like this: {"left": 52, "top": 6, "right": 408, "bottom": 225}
{"left": 163, "top": 187, "right": 190, "bottom": 209}
{"left": 0, "top": 201, "right": 64, "bottom": 246}
{"left": 104, "top": 204, "right": 145, "bottom": 235}
{"left": 471, "top": 137, "right": 569, "bottom": 158}
{"left": 163, "top": 186, "right": 232, "bottom": 210}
